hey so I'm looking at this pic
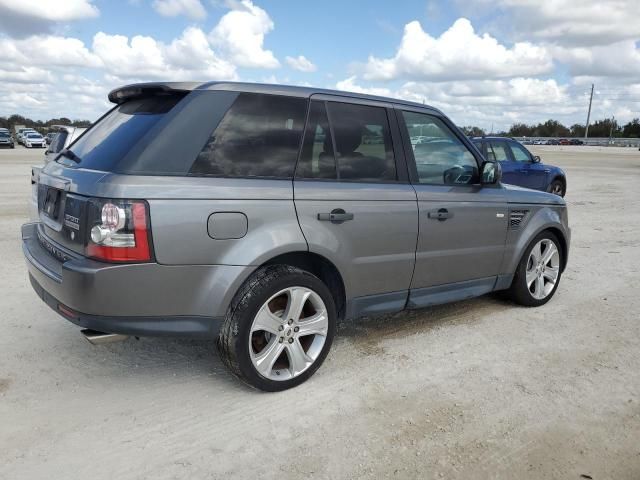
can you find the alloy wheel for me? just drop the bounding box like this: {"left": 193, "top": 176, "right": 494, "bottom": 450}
{"left": 525, "top": 239, "right": 560, "bottom": 300}
{"left": 249, "top": 286, "right": 328, "bottom": 381}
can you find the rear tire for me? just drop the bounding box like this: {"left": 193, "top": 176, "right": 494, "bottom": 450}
{"left": 507, "top": 231, "right": 563, "bottom": 307}
{"left": 217, "top": 265, "right": 336, "bottom": 392}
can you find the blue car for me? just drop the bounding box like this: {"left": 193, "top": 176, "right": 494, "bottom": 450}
{"left": 472, "top": 136, "right": 566, "bottom": 196}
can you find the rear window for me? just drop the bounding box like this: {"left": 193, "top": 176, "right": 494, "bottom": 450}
{"left": 49, "top": 131, "right": 68, "bottom": 153}
{"left": 57, "top": 91, "right": 307, "bottom": 178}
{"left": 58, "top": 94, "right": 185, "bottom": 171}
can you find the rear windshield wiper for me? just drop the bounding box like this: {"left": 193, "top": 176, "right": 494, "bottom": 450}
{"left": 58, "top": 148, "right": 82, "bottom": 164}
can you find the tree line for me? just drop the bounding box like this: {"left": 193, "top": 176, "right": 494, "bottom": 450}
{"left": 460, "top": 118, "right": 640, "bottom": 138}
{"left": 0, "top": 114, "right": 92, "bottom": 132}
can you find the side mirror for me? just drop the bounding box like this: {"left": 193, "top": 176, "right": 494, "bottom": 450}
{"left": 532, "top": 155, "right": 541, "bottom": 163}
{"left": 481, "top": 161, "right": 502, "bottom": 185}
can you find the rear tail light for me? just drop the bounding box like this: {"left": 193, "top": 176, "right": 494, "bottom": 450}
{"left": 86, "top": 199, "right": 152, "bottom": 262}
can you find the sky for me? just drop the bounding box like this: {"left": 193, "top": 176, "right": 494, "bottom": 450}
{"left": 0, "top": 0, "right": 639, "bottom": 131}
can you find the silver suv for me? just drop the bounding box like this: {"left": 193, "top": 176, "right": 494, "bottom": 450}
{"left": 22, "top": 82, "right": 570, "bottom": 391}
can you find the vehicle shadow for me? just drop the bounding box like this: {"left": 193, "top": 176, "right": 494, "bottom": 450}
{"left": 44, "top": 293, "right": 515, "bottom": 390}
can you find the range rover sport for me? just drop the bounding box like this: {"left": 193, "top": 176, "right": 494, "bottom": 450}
{"left": 22, "top": 82, "right": 570, "bottom": 391}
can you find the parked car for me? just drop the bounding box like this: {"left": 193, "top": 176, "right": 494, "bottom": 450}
{"left": 44, "top": 126, "right": 87, "bottom": 163}
{"left": 17, "top": 128, "right": 37, "bottom": 145}
{"left": 546, "top": 139, "right": 560, "bottom": 145}
{"left": 558, "top": 138, "right": 570, "bottom": 145}
{"left": 472, "top": 136, "right": 567, "bottom": 196}
{"left": 0, "top": 131, "right": 15, "bottom": 148}
{"left": 570, "top": 139, "right": 584, "bottom": 145}
{"left": 23, "top": 82, "right": 570, "bottom": 391}
{"left": 23, "top": 132, "right": 46, "bottom": 148}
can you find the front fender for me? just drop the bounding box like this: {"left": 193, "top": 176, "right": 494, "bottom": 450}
{"left": 499, "top": 205, "right": 570, "bottom": 275}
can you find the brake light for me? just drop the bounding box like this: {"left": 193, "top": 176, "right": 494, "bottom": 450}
{"left": 86, "top": 200, "right": 152, "bottom": 262}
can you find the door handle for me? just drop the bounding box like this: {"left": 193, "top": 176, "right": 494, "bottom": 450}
{"left": 427, "top": 208, "right": 452, "bottom": 221}
{"left": 317, "top": 208, "right": 354, "bottom": 224}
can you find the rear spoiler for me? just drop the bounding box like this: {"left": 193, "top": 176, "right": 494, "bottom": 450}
{"left": 107, "top": 82, "right": 200, "bottom": 104}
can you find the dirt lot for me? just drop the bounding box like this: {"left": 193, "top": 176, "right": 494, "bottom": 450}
{"left": 1, "top": 145, "right": 639, "bottom": 480}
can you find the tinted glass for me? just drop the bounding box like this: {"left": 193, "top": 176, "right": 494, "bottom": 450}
{"left": 49, "top": 131, "right": 68, "bottom": 153}
{"left": 403, "top": 111, "right": 478, "bottom": 185}
{"left": 488, "top": 141, "right": 509, "bottom": 161}
{"left": 190, "top": 93, "right": 307, "bottom": 178}
{"left": 59, "top": 94, "right": 185, "bottom": 171}
{"left": 509, "top": 141, "right": 532, "bottom": 162}
{"left": 297, "top": 101, "right": 336, "bottom": 179}
{"left": 327, "top": 102, "right": 396, "bottom": 182}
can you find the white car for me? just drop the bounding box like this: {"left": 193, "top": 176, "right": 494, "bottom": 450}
{"left": 24, "top": 132, "right": 46, "bottom": 148}
{"left": 17, "top": 129, "right": 37, "bottom": 144}
{"left": 44, "top": 126, "right": 87, "bottom": 162}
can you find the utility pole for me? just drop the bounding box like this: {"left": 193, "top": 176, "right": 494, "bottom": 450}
{"left": 609, "top": 115, "right": 616, "bottom": 142}
{"left": 584, "top": 83, "right": 594, "bottom": 140}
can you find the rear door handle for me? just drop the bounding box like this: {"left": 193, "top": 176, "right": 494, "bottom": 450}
{"left": 427, "top": 208, "right": 452, "bottom": 221}
{"left": 317, "top": 208, "right": 354, "bottom": 224}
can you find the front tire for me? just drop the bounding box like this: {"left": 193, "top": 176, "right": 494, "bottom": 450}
{"left": 218, "top": 265, "right": 336, "bottom": 391}
{"left": 508, "top": 231, "right": 562, "bottom": 307}
{"left": 547, "top": 179, "right": 565, "bottom": 196}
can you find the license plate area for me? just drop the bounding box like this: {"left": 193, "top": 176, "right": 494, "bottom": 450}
{"left": 43, "top": 187, "right": 62, "bottom": 219}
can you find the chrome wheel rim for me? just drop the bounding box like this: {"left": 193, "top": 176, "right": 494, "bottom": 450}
{"left": 526, "top": 239, "right": 560, "bottom": 300}
{"left": 551, "top": 183, "right": 563, "bottom": 195}
{"left": 249, "top": 286, "right": 328, "bottom": 381}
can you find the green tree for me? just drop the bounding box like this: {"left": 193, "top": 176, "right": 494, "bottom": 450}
{"left": 622, "top": 118, "right": 640, "bottom": 137}
{"left": 459, "top": 125, "right": 486, "bottom": 136}
{"left": 569, "top": 124, "right": 585, "bottom": 137}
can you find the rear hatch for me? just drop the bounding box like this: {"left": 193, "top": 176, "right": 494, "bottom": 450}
{"left": 36, "top": 85, "right": 238, "bottom": 258}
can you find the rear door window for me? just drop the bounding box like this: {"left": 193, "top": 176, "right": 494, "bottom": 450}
{"left": 488, "top": 141, "right": 510, "bottom": 161}
{"left": 296, "top": 101, "right": 336, "bottom": 179}
{"left": 327, "top": 102, "right": 397, "bottom": 182}
{"left": 190, "top": 93, "right": 307, "bottom": 178}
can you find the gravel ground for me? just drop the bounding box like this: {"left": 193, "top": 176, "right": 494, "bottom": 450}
{"left": 1, "top": 145, "right": 639, "bottom": 480}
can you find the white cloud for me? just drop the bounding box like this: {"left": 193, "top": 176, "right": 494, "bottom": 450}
{"left": 363, "top": 18, "right": 552, "bottom": 82}
{"left": 285, "top": 55, "right": 317, "bottom": 72}
{"left": 152, "top": 0, "right": 206, "bottom": 20}
{"left": 92, "top": 27, "right": 237, "bottom": 81}
{"left": 335, "top": 76, "right": 393, "bottom": 97}
{"left": 0, "top": 35, "right": 101, "bottom": 67}
{"left": 0, "top": 0, "right": 99, "bottom": 21}
{"left": 552, "top": 40, "right": 640, "bottom": 78}
{"left": 0, "top": 66, "right": 55, "bottom": 84}
{"left": 209, "top": 0, "right": 279, "bottom": 69}
{"left": 335, "top": 76, "right": 581, "bottom": 131}
{"left": 466, "top": 0, "right": 640, "bottom": 47}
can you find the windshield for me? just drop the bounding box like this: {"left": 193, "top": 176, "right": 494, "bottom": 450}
{"left": 27, "top": 133, "right": 42, "bottom": 138}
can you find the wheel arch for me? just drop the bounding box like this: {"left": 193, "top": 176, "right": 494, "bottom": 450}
{"left": 502, "top": 207, "right": 570, "bottom": 275}
{"left": 260, "top": 251, "right": 347, "bottom": 320}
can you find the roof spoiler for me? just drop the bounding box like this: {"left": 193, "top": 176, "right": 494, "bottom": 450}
{"left": 107, "top": 82, "right": 199, "bottom": 104}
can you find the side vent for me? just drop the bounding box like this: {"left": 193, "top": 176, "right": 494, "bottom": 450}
{"left": 509, "top": 209, "right": 529, "bottom": 230}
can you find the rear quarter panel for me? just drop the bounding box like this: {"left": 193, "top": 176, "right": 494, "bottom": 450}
{"left": 89, "top": 175, "right": 308, "bottom": 266}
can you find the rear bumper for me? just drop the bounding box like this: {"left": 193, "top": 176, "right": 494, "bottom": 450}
{"left": 22, "top": 223, "right": 253, "bottom": 337}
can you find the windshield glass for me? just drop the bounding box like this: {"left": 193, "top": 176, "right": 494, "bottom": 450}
{"left": 27, "top": 133, "right": 41, "bottom": 138}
